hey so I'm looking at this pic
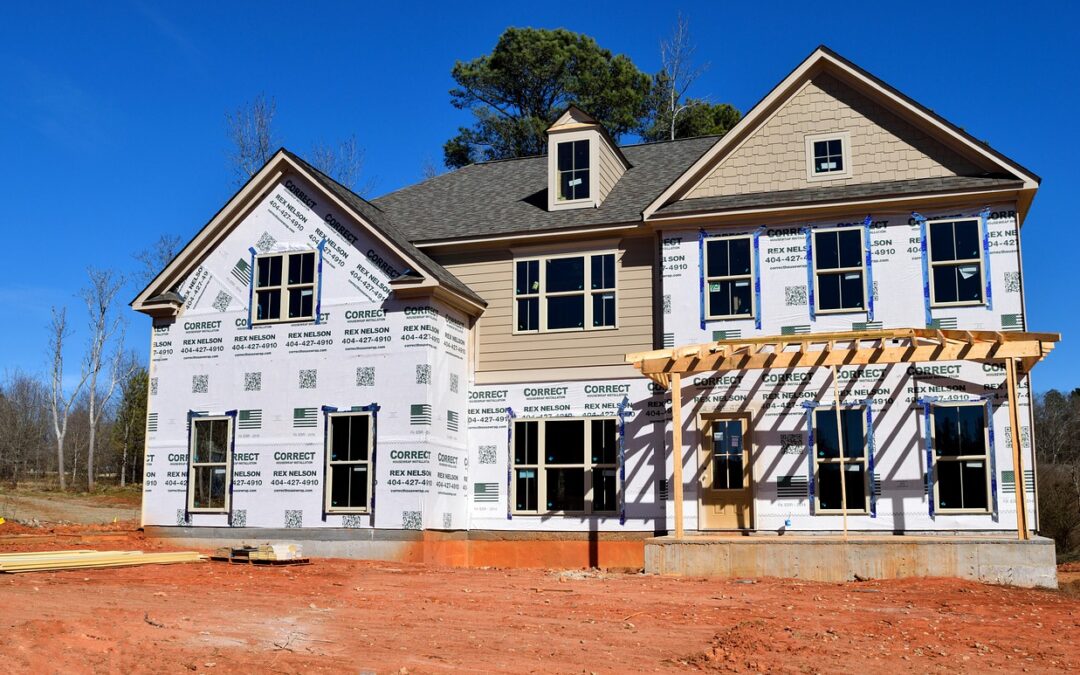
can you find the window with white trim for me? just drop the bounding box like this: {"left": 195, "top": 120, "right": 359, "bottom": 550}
{"left": 326, "top": 412, "right": 373, "bottom": 513}
{"left": 556, "top": 140, "right": 590, "bottom": 201}
{"left": 813, "top": 227, "right": 866, "bottom": 313}
{"left": 813, "top": 408, "right": 868, "bottom": 514}
{"left": 932, "top": 403, "right": 990, "bottom": 513}
{"left": 805, "top": 132, "right": 851, "bottom": 179}
{"left": 928, "top": 218, "right": 984, "bottom": 306}
{"left": 513, "top": 252, "right": 616, "bottom": 332}
{"left": 512, "top": 418, "right": 618, "bottom": 514}
{"left": 705, "top": 237, "right": 754, "bottom": 320}
{"left": 254, "top": 251, "right": 316, "bottom": 323}
{"left": 188, "top": 416, "right": 233, "bottom": 513}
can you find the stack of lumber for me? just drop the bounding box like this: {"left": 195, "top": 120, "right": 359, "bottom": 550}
{"left": 248, "top": 543, "right": 303, "bottom": 561}
{"left": 0, "top": 549, "right": 206, "bottom": 573}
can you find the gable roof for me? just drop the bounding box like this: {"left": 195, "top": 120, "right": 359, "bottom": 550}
{"left": 372, "top": 135, "right": 717, "bottom": 244}
{"left": 132, "top": 149, "right": 485, "bottom": 316}
{"left": 643, "top": 45, "right": 1040, "bottom": 220}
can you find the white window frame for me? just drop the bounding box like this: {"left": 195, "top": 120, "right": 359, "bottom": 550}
{"left": 187, "top": 415, "right": 234, "bottom": 514}
{"left": 926, "top": 217, "right": 987, "bottom": 308}
{"left": 512, "top": 251, "right": 618, "bottom": 334}
{"left": 704, "top": 235, "right": 756, "bottom": 321}
{"left": 555, "top": 138, "right": 592, "bottom": 203}
{"left": 805, "top": 131, "right": 852, "bottom": 181}
{"left": 511, "top": 417, "right": 619, "bottom": 516}
{"left": 812, "top": 225, "right": 867, "bottom": 315}
{"left": 252, "top": 250, "right": 318, "bottom": 325}
{"left": 812, "top": 406, "right": 870, "bottom": 515}
{"left": 931, "top": 401, "right": 992, "bottom": 514}
{"left": 324, "top": 411, "right": 374, "bottom": 514}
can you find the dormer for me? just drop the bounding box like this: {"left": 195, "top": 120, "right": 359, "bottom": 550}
{"left": 546, "top": 106, "right": 631, "bottom": 211}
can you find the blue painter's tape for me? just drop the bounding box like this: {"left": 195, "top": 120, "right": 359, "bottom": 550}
{"left": 315, "top": 239, "right": 327, "bottom": 325}
{"left": 802, "top": 400, "right": 817, "bottom": 514}
{"left": 865, "top": 402, "right": 876, "bottom": 518}
{"left": 803, "top": 227, "right": 815, "bottom": 321}
{"left": 752, "top": 226, "right": 764, "bottom": 330}
{"left": 913, "top": 213, "right": 932, "bottom": 327}
{"left": 368, "top": 402, "right": 380, "bottom": 515}
{"left": 920, "top": 399, "right": 935, "bottom": 518}
{"left": 617, "top": 396, "right": 630, "bottom": 526}
{"left": 506, "top": 407, "right": 516, "bottom": 521}
{"left": 980, "top": 207, "right": 993, "bottom": 311}
{"left": 698, "top": 230, "right": 706, "bottom": 331}
{"left": 320, "top": 406, "right": 336, "bottom": 522}
{"left": 863, "top": 215, "right": 875, "bottom": 322}
{"left": 985, "top": 398, "right": 998, "bottom": 520}
{"left": 247, "top": 247, "right": 257, "bottom": 329}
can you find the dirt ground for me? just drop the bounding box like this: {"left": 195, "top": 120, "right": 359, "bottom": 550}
{"left": 1, "top": 524, "right": 1078, "bottom": 674}
{"left": 0, "top": 486, "right": 141, "bottom": 526}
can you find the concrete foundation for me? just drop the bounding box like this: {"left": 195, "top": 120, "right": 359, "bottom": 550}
{"left": 644, "top": 534, "right": 1058, "bottom": 588}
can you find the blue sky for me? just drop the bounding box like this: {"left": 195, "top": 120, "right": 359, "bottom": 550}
{"left": 1, "top": 1, "right": 1077, "bottom": 392}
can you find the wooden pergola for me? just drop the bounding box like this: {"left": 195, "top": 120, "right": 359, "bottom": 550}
{"left": 625, "top": 328, "right": 1060, "bottom": 541}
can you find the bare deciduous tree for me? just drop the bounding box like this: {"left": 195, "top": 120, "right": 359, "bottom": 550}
{"left": 134, "top": 234, "right": 183, "bottom": 285}
{"left": 420, "top": 157, "right": 441, "bottom": 181}
{"left": 226, "top": 93, "right": 277, "bottom": 184}
{"left": 48, "top": 307, "right": 88, "bottom": 491}
{"left": 81, "top": 268, "right": 132, "bottom": 491}
{"left": 310, "top": 134, "right": 374, "bottom": 195}
{"left": 658, "top": 13, "right": 709, "bottom": 141}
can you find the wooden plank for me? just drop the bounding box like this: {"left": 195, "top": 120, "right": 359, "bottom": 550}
{"left": 1005, "top": 358, "right": 1030, "bottom": 541}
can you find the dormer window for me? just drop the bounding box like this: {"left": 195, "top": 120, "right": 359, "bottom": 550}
{"left": 557, "top": 140, "right": 590, "bottom": 201}
{"left": 805, "top": 132, "right": 851, "bottom": 180}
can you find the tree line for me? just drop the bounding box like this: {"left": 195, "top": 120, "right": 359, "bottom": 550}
{"left": 1033, "top": 389, "right": 1080, "bottom": 559}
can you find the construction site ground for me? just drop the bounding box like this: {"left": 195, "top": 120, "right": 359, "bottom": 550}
{"left": 0, "top": 520, "right": 1077, "bottom": 674}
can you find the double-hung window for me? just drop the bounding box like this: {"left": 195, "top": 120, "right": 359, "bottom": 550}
{"left": 928, "top": 218, "right": 984, "bottom": 306}
{"left": 556, "top": 140, "right": 590, "bottom": 201}
{"left": 188, "top": 416, "right": 233, "bottom": 513}
{"left": 705, "top": 237, "right": 754, "bottom": 320}
{"left": 325, "top": 412, "right": 373, "bottom": 513}
{"left": 932, "top": 403, "right": 990, "bottom": 513}
{"left": 813, "top": 408, "right": 869, "bottom": 514}
{"left": 813, "top": 227, "right": 866, "bottom": 313}
{"left": 512, "top": 418, "right": 618, "bottom": 514}
{"left": 514, "top": 252, "right": 616, "bottom": 332}
{"left": 254, "top": 250, "right": 317, "bottom": 323}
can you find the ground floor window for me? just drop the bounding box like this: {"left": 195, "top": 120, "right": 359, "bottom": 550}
{"left": 813, "top": 408, "right": 868, "bottom": 514}
{"left": 188, "top": 416, "right": 233, "bottom": 513}
{"left": 326, "top": 412, "right": 373, "bottom": 513}
{"left": 932, "top": 403, "right": 990, "bottom": 512}
{"left": 512, "top": 417, "right": 618, "bottom": 515}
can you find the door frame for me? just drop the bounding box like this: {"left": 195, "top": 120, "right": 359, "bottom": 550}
{"left": 697, "top": 411, "right": 755, "bottom": 531}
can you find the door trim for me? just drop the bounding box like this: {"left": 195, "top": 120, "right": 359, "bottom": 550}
{"left": 697, "top": 411, "right": 755, "bottom": 531}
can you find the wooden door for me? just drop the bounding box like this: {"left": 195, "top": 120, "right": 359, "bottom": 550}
{"left": 698, "top": 415, "right": 753, "bottom": 530}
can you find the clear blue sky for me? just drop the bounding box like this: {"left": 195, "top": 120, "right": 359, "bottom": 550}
{"left": 1, "top": 1, "right": 1076, "bottom": 392}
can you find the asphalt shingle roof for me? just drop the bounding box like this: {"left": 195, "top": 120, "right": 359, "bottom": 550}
{"left": 372, "top": 136, "right": 720, "bottom": 242}
{"left": 283, "top": 150, "right": 486, "bottom": 307}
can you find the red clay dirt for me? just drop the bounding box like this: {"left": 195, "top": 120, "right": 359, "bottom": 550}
{"left": 1, "top": 524, "right": 1078, "bottom": 674}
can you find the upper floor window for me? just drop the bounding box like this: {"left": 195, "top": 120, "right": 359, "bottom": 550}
{"left": 255, "top": 251, "right": 316, "bottom": 323}
{"left": 928, "top": 218, "right": 984, "bottom": 306}
{"left": 557, "top": 140, "right": 590, "bottom": 201}
{"left": 932, "top": 403, "right": 990, "bottom": 513}
{"left": 188, "top": 416, "right": 233, "bottom": 513}
{"left": 514, "top": 252, "right": 616, "bottom": 333}
{"left": 512, "top": 417, "right": 618, "bottom": 515}
{"left": 705, "top": 237, "right": 754, "bottom": 320}
{"left": 813, "top": 227, "right": 866, "bottom": 313}
{"left": 805, "top": 132, "right": 851, "bottom": 180}
{"left": 813, "top": 407, "right": 869, "bottom": 514}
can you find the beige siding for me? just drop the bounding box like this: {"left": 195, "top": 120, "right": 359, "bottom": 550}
{"left": 686, "top": 73, "right": 981, "bottom": 199}
{"left": 596, "top": 140, "right": 626, "bottom": 204}
{"left": 437, "top": 236, "right": 654, "bottom": 373}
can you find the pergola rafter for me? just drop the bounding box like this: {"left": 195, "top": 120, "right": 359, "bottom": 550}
{"left": 625, "top": 328, "right": 1060, "bottom": 541}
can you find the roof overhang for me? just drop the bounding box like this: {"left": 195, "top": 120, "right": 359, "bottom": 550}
{"left": 643, "top": 46, "right": 1041, "bottom": 223}
{"left": 627, "top": 328, "right": 1059, "bottom": 388}
{"left": 131, "top": 150, "right": 486, "bottom": 318}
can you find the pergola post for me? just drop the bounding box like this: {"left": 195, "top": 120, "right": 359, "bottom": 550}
{"left": 1004, "top": 358, "right": 1030, "bottom": 541}
{"left": 831, "top": 365, "right": 848, "bottom": 538}
{"left": 671, "top": 372, "right": 684, "bottom": 539}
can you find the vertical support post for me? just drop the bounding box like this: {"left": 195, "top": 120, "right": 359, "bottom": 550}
{"left": 1005, "top": 358, "right": 1030, "bottom": 541}
{"left": 671, "top": 372, "right": 684, "bottom": 539}
{"left": 831, "top": 365, "right": 848, "bottom": 538}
